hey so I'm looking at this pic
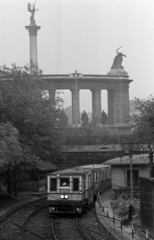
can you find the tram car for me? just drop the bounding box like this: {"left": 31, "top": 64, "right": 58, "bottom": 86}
{"left": 77, "top": 164, "right": 111, "bottom": 201}
{"left": 47, "top": 167, "right": 94, "bottom": 214}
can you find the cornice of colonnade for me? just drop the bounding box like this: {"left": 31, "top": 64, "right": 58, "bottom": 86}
{"left": 41, "top": 74, "right": 133, "bottom": 90}
{"left": 42, "top": 73, "right": 133, "bottom": 81}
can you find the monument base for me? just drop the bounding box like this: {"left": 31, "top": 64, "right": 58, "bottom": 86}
{"left": 108, "top": 67, "right": 128, "bottom": 77}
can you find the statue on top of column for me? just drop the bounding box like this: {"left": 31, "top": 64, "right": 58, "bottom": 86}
{"left": 28, "top": 2, "right": 38, "bottom": 24}
{"left": 108, "top": 47, "right": 128, "bottom": 76}
{"left": 111, "top": 47, "right": 126, "bottom": 69}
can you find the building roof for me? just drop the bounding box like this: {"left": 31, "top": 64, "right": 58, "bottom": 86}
{"left": 76, "top": 164, "right": 111, "bottom": 169}
{"left": 32, "top": 160, "right": 58, "bottom": 172}
{"left": 103, "top": 154, "right": 150, "bottom": 166}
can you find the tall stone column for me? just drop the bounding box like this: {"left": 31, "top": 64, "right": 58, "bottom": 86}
{"left": 25, "top": 24, "right": 40, "bottom": 67}
{"left": 91, "top": 89, "right": 101, "bottom": 122}
{"left": 112, "top": 85, "right": 130, "bottom": 125}
{"left": 71, "top": 89, "right": 80, "bottom": 126}
{"left": 108, "top": 90, "right": 114, "bottom": 124}
{"left": 118, "top": 85, "right": 130, "bottom": 124}
{"left": 112, "top": 89, "right": 120, "bottom": 124}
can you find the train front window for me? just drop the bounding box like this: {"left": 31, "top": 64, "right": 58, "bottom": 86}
{"left": 73, "top": 178, "right": 79, "bottom": 191}
{"left": 50, "top": 178, "right": 57, "bottom": 191}
{"left": 60, "top": 178, "right": 70, "bottom": 187}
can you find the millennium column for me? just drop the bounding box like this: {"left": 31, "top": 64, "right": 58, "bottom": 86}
{"left": 25, "top": 2, "right": 40, "bottom": 68}
{"left": 91, "top": 89, "right": 101, "bottom": 122}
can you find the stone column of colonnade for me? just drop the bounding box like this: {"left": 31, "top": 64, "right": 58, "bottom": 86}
{"left": 108, "top": 90, "right": 114, "bottom": 124}
{"left": 112, "top": 85, "right": 130, "bottom": 125}
{"left": 91, "top": 89, "right": 102, "bottom": 122}
{"left": 71, "top": 89, "right": 80, "bottom": 126}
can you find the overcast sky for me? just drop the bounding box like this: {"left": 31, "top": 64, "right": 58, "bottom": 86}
{"left": 0, "top": 0, "right": 154, "bottom": 113}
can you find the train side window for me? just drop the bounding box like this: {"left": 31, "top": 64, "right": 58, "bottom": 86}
{"left": 60, "top": 178, "right": 70, "bottom": 187}
{"left": 96, "top": 173, "right": 100, "bottom": 181}
{"left": 72, "top": 178, "right": 79, "bottom": 191}
{"left": 88, "top": 175, "right": 92, "bottom": 187}
{"left": 94, "top": 173, "right": 97, "bottom": 182}
{"left": 50, "top": 178, "right": 57, "bottom": 191}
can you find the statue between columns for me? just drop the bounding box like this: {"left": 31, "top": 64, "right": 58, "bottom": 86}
{"left": 81, "top": 110, "right": 89, "bottom": 126}
{"left": 28, "top": 2, "right": 38, "bottom": 24}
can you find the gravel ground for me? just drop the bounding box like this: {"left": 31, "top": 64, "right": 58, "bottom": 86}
{"left": 110, "top": 194, "right": 140, "bottom": 227}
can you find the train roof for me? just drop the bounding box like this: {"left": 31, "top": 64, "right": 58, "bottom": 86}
{"left": 48, "top": 167, "right": 92, "bottom": 176}
{"left": 76, "top": 164, "right": 111, "bottom": 169}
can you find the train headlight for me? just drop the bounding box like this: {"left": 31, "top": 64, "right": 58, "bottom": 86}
{"left": 60, "top": 195, "right": 69, "bottom": 199}
{"left": 76, "top": 207, "right": 82, "bottom": 213}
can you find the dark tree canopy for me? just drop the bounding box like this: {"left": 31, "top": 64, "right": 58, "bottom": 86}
{"left": 0, "top": 64, "right": 68, "bottom": 163}
{"left": 133, "top": 95, "right": 154, "bottom": 142}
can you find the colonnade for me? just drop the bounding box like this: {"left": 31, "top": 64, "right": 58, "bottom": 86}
{"left": 25, "top": 17, "right": 132, "bottom": 128}
{"left": 71, "top": 85, "right": 130, "bottom": 126}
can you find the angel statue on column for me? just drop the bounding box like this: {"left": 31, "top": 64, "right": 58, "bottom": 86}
{"left": 28, "top": 2, "right": 38, "bottom": 24}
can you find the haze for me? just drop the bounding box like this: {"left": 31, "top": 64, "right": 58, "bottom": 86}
{"left": 0, "top": 0, "right": 154, "bottom": 113}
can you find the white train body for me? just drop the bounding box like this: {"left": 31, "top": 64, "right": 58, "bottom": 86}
{"left": 47, "top": 167, "right": 94, "bottom": 214}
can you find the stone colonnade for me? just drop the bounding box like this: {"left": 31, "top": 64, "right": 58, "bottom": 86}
{"left": 42, "top": 75, "right": 132, "bottom": 126}
{"left": 25, "top": 19, "right": 132, "bottom": 127}
{"left": 71, "top": 85, "right": 130, "bottom": 125}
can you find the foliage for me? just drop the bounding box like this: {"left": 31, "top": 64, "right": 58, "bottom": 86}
{"left": 0, "top": 122, "right": 23, "bottom": 172}
{"left": 132, "top": 95, "right": 154, "bottom": 142}
{"left": 0, "top": 64, "right": 68, "bottom": 163}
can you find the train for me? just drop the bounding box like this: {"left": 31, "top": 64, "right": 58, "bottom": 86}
{"left": 47, "top": 164, "right": 111, "bottom": 214}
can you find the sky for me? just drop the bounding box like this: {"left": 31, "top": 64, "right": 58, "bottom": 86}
{"left": 0, "top": 0, "right": 154, "bottom": 113}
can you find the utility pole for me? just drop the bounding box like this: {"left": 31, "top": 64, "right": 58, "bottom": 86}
{"left": 129, "top": 151, "right": 133, "bottom": 202}
{"left": 149, "top": 148, "right": 153, "bottom": 178}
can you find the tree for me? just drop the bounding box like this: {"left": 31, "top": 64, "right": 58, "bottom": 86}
{"left": 0, "top": 122, "right": 23, "bottom": 196}
{"left": 132, "top": 95, "right": 154, "bottom": 142}
{"left": 0, "top": 64, "right": 68, "bottom": 162}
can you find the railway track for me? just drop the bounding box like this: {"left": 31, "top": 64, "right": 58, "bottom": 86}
{"left": 79, "top": 207, "right": 115, "bottom": 240}
{"left": 50, "top": 207, "right": 115, "bottom": 240}
{"left": 0, "top": 198, "right": 46, "bottom": 240}
{"left": 0, "top": 202, "right": 115, "bottom": 240}
{"left": 51, "top": 216, "right": 86, "bottom": 240}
